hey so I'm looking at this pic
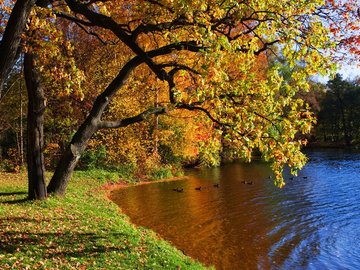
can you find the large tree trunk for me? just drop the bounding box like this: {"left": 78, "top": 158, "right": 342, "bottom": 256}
{"left": 47, "top": 117, "right": 99, "bottom": 195}
{"left": 24, "top": 53, "right": 47, "bottom": 200}
{"left": 0, "top": 0, "right": 36, "bottom": 97}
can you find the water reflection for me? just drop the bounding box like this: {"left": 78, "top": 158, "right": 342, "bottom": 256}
{"left": 110, "top": 150, "right": 360, "bottom": 269}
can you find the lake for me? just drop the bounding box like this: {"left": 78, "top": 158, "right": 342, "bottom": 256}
{"left": 110, "top": 149, "right": 360, "bottom": 269}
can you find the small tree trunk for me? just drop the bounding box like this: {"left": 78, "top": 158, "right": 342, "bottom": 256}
{"left": 153, "top": 87, "right": 159, "bottom": 156}
{"left": 24, "top": 53, "right": 47, "bottom": 200}
{"left": 20, "top": 66, "right": 24, "bottom": 165}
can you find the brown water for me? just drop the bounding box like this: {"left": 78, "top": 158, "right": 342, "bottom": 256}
{"left": 110, "top": 149, "right": 360, "bottom": 269}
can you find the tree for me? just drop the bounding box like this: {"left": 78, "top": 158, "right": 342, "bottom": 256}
{"left": 0, "top": 70, "right": 27, "bottom": 170}
{"left": 1, "top": 2, "right": 83, "bottom": 199}
{"left": 0, "top": 0, "right": 47, "bottom": 200}
{"left": 0, "top": 0, "right": 36, "bottom": 97}
{"left": 22, "top": 1, "right": 56, "bottom": 200}
{"left": 327, "top": 74, "right": 351, "bottom": 145}
{"left": 24, "top": 5, "right": 85, "bottom": 198}
{"left": 24, "top": 52, "right": 47, "bottom": 200}
{"left": 325, "top": 0, "right": 360, "bottom": 61}
{"left": 45, "top": 0, "right": 339, "bottom": 194}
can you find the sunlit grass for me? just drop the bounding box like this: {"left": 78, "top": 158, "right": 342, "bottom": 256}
{"left": 0, "top": 172, "right": 207, "bottom": 269}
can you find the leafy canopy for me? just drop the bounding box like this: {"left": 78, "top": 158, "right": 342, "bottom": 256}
{"left": 67, "top": 0, "right": 334, "bottom": 186}
{"left": 4, "top": 0, "right": 357, "bottom": 187}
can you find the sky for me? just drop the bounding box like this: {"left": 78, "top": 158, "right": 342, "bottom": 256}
{"left": 314, "top": 63, "right": 360, "bottom": 84}
{"left": 337, "top": 64, "right": 360, "bottom": 81}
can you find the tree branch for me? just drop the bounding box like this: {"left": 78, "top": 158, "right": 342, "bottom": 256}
{"left": 54, "top": 11, "right": 95, "bottom": 26}
{"left": 64, "top": 0, "right": 169, "bottom": 81}
{"left": 74, "top": 21, "right": 114, "bottom": 45}
{"left": 176, "top": 103, "right": 227, "bottom": 127}
{"left": 98, "top": 107, "right": 166, "bottom": 129}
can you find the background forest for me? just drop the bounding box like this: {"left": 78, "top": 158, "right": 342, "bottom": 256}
{"left": 0, "top": 60, "right": 224, "bottom": 176}
{"left": 1, "top": 71, "right": 360, "bottom": 175}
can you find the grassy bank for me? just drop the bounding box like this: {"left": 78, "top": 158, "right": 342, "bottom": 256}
{"left": 0, "top": 172, "right": 207, "bottom": 269}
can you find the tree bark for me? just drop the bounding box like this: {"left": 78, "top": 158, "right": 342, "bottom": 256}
{"left": 47, "top": 116, "right": 99, "bottom": 195}
{"left": 20, "top": 58, "right": 25, "bottom": 165}
{"left": 24, "top": 53, "right": 47, "bottom": 200}
{"left": 0, "top": 0, "right": 36, "bottom": 97}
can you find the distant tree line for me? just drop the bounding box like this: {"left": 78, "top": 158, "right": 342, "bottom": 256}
{"left": 313, "top": 74, "right": 360, "bottom": 146}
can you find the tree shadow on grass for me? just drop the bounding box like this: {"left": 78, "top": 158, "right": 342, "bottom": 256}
{"left": 0, "top": 191, "right": 27, "bottom": 196}
{"left": 1, "top": 197, "right": 29, "bottom": 204}
{"left": 0, "top": 191, "right": 28, "bottom": 204}
{"left": 0, "top": 230, "right": 130, "bottom": 258}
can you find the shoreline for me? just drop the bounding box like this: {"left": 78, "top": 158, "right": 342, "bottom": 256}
{"left": 102, "top": 175, "right": 190, "bottom": 192}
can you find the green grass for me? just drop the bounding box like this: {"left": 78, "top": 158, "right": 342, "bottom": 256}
{"left": 74, "top": 164, "right": 184, "bottom": 184}
{"left": 0, "top": 172, "right": 208, "bottom": 269}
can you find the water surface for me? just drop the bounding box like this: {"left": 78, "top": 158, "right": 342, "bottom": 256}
{"left": 111, "top": 149, "right": 360, "bottom": 269}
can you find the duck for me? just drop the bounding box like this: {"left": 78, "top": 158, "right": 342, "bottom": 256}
{"left": 302, "top": 176, "right": 308, "bottom": 179}
{"left": 213, "top": 183, "right": 220, "bottom": 188}
{"left": 195, "top": 187, "right": 203, "bottom": 191}
{"left": 173, "top": 188, "right": 184, "bottom": 192}
{"left": 242, "top": 180, "right": 253, "bottom": 185}
{"left": 289, "top": 177, "right": 294, "bottom": 180}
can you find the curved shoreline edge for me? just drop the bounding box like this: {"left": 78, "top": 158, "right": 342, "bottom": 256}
{"left": 0, "top": 172, "right": 209, "bottom": 269}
